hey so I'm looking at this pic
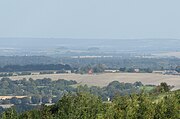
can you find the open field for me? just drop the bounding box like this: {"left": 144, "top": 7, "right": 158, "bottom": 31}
{"left": 153, "top": 51, "right": 180, "bottom": 58}
{"left": 0, "top": 96, "right": 27, "bottom": 100}
{"left": 6, "top": 73, "right": 180, "bottom": 90}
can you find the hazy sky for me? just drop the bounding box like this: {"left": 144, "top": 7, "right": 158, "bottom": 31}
{"left": 0, "top": 0, "right": 180, "bottom": 39}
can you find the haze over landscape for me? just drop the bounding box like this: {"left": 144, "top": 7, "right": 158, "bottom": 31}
{"left": 0, "top": 38, "right": 180, "bottom": 57}
{"left": 0, "top": 1, "right": 180, "bottom": 118}
{"left": 1, "top": 1, "right": 180, "bottom": 56}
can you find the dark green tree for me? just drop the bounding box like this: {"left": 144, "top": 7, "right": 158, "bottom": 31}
{"left": 1, "top": 108, "right": 18, "bottom": 119}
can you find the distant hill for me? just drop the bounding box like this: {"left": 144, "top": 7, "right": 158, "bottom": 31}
{"left": 0, "top": 38, "right": 180, "bottom": 55}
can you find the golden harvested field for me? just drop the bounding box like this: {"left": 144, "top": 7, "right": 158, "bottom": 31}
{"left": 0, "top": 96, "right": 27, "bottom": 100}
{"left": 7, "top": 73, "right": 180, "bottom": 89}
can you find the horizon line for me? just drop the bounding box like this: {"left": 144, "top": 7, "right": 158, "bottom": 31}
{"left": 0, "top": 37, "right": 180, "bottom": 40}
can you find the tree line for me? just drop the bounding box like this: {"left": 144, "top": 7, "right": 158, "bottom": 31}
{"left": 0, "top": 64, "right": 72, "bottom": 72}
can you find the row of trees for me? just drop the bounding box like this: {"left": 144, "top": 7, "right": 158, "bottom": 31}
{"left": 0, "top": 72, "right": 32, "bottom": 77}
{"left": 1, "top": 90, "right": 179, "bottom": 119}
{"left": 64, "top": 56, "right": 180, "bottom": 70}
{"left": 0, "top": 64, "right": 72, "bottom": 72}
{"left": 77, "top": 65, "right": 154, "bottom": 74}
{"left": 119, "top": 67, "right": 153, "bottom": 73}
{"left": 76, "top": 64, "right": 107, "bottom": 74}
{"left": 0, "top": 61, "right": 179, "bottom": 75}
{"left": 0, "top": 56, "right": 179, "bottom": 72}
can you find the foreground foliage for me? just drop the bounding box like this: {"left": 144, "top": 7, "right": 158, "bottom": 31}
{"left": 1, "top": 90, "right": 179, "bottom": 119}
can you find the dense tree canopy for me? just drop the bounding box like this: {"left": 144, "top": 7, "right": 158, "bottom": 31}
{"left": 1, "top": 90, "right": 179, "bottom": 119}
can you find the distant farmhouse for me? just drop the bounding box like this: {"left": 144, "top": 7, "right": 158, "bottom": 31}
{"left": 104, "top": 70, "right": 119, "bottom": 73}
{"left": 153, "top": 70, "right": 180, "bottom": 76}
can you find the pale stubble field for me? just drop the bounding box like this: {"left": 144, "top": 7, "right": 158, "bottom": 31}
{"left": 7, "top": 73, "right": 180, "bottom": 90}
